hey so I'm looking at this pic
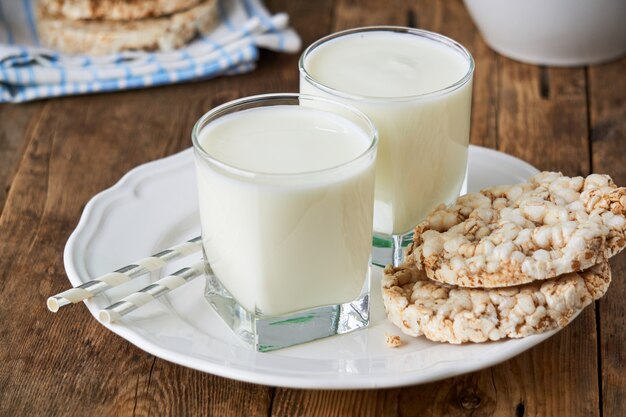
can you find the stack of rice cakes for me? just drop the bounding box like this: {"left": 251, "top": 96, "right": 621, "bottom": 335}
{"left": 36, "top": 0, "right": 219, "bottom": 55}
{"left": 383, "top": 172, "right": 626, "bottom": 344}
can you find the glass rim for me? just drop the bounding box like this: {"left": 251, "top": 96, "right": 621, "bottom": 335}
{"left": 191, "top": 93, "right": 378, "bottom": 180}
{"left": 298, "top": 26, "right": 475, "bottom": 102}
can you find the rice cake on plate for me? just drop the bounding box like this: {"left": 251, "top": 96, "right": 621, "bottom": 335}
{"left": 382, "top": 261, "right": 610, "bottom": 344}
{"left": 406, "top": 172, "right": 626, "bottom": 288}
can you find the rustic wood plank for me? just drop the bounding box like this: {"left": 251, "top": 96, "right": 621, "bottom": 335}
{"left": 0, "top": 102, "right": 44, "bottom": 214}
{"left": 272, "top": 389, "right": 399, "bottom": 417}
{"left": 134, "top": 361, "right": 272, "bottom": 417}
{"left": 331, "top": 0, "right": 406, "bottom": 30}
{"left": 0, "top": 98, "right": 156, "bottom": 417}
{"left": 588, "top": 56, "right": 626, "bottom": 417}
{"left": 498, "top": 61, "right": 590, "bottom": 175}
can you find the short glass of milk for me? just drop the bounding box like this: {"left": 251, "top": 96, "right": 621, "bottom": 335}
{"left": 192, "top": 93, "right": 378, "bottom": 351}
{"left": 299, "top": 27, "right": 474, "bottom": 267}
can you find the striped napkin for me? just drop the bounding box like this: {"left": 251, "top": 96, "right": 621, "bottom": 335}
{"left": 0, "top": 0, "right": 301, "bottom": 103}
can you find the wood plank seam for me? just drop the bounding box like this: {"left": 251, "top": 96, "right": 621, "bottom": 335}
{"left": 595, "top": 300, "right": 604, "bottom": 417}
{"left": 495, "top": 55, "right": 501, "bottom": 150}
{"left": 585, "top": 64, "right": 605, "bottom": 417}
{"left": 132, "top": 369, "right": 142, "bottom": 417}
{"left": 539, "top": 66, "right": 550, "bottom": 100}
{"left": 406, "top": 9, "right": 417, "bottom": 27}
{"left": 144, "top": 357, "right": 157, "bottom": 417}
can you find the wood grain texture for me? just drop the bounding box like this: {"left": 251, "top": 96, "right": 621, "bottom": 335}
{"left": 0, "top": 98, "right": 155, "bottom": 417}
{"left": 0, "top": 102, "right": 44, "bottom": 214}
{"left": 332, "top": 0, "right": 406, "bottom": 30}
{"left": 272, "top": 389, "right": 399, "bottom": 417}
{"left": 498, "top": 61, "right": 590, "bottom": 175}
{"left": 588, "top": 56, "right": 626, "bottom": 417}
{"left": 135, "top": 361, "right": 272, "bottom": 417}
{"left": 0, "top": 0, "right": 623, "bottom": 416}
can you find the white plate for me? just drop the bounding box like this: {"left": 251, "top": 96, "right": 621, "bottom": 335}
{"left": 64, "top": 145, "right": 556, "bottom": 389}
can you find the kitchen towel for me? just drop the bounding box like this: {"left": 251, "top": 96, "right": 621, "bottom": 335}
{"left": 0, "top": 0, "right": 300, "bottom": 102}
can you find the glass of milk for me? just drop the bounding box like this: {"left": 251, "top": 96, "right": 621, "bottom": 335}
{"left": 192, "top": 93, "right": 378, "bottom": 351}
{"left": 299, "top": 27, "right": 474, "bottom": 267}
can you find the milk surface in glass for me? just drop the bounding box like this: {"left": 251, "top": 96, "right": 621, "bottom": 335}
{"left": 300, "top": 29, "right": 473, "bottom": 236}
{"left": 195, "top": 105, "right": 376, "bottom": 316}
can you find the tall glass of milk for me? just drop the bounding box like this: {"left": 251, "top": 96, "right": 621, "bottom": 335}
{"left": 192, "top": 93, "right": 378, "bottom": 351}
{"left": 300, "top": 27, "right": 474, "bottom": 266}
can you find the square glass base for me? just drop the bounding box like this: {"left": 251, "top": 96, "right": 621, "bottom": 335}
{"left": 372, "top": 169, "right": 468, "bottom": 267}
{"left": 371, "top": 231, "right": 414, "bottom": 267}
{"left": 203, "top": 270, "right": 370, "bottom": 352}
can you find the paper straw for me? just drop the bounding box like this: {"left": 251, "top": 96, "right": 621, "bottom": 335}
{"left": 47, "top": 236, "right": 202, "bottom": 312}
{"left": 98, "top": 261, "right": 205, "bottom": 324}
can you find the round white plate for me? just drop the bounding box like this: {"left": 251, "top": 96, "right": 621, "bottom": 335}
{"left": 64, "top": 145, "right": 556, "bottom": 389}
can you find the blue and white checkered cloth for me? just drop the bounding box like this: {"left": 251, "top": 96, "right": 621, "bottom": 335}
{"left": 0, "top": 0, "right": 301, "bottom": 102}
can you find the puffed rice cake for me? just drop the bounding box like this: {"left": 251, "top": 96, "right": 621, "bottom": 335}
{"left": 39, "top": 0, "right": 203, "bottom": 21}
{"left": 36, "top": 0, "right": 218, "bottom": 55}
{"left": 407, "top": 172, "right": 626, "bottom": 288}
{"left": 382, "top": 261, "right": 611, "bottom": 344}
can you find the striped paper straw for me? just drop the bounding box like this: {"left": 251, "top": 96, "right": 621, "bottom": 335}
{"left": 98, "top": 261, "right": 206, "bottom": 324}
{"left": 47, "top": 236, "right": 202, "bottom": 312}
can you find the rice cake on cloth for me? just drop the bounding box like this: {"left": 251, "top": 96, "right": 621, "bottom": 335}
{"left": 39, "top": 0, "right": 203, "bottom": 21}
{"left": 382, "top": 262, "right": 611, "bottom": 344}
{"left": 406, "top": 172, "right": 626, "bottom": 288}
{"left": 36, "top": 0, "right": 219, "bottom": 55}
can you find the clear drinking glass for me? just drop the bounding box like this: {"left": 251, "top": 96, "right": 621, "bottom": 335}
{"left": 192, "top": 93, "right": 378, "bottom": 351}
{"left": 299, "top": 27, "right": 475, "bottom": 266}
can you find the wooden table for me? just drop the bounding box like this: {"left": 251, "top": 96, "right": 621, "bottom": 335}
{"left": 1, "top": 1, "right": 625, "bottom": 416}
